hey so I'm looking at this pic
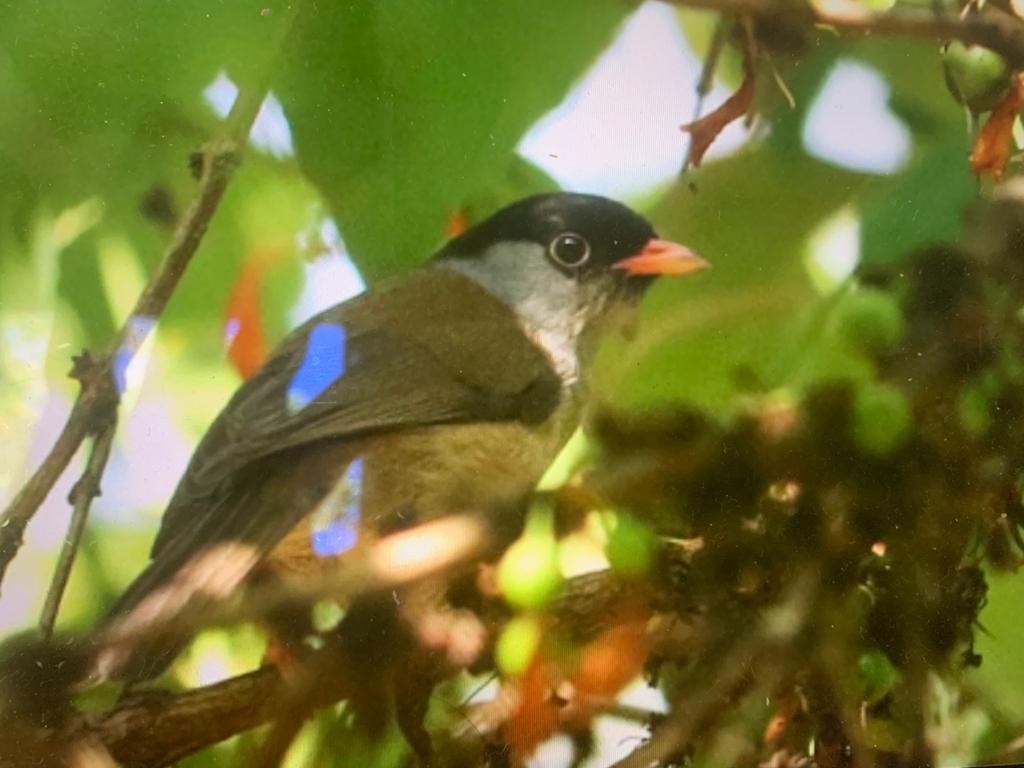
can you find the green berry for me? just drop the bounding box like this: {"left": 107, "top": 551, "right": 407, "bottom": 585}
{"left": 852, "top": 384, "right": 912, "bottom": 457}
{"left": 942, "top": 41, "right": 1011, "bottom": 113}
{"left": 959, "top": 382, "right": 992, "bottom": 436}
{"left": 498, "top": 510, "right": 562, "bottom": 609}
{"left": 857, "top": 651, "right": 900, "bottom": 705}
{"left": 602, "top": 512, "right": 656, "bottom": 576}
{"left": 834, "top": 288, "right": 904, "bottom": 356}
{"left": 495, "top": 616, "right": 542, "bottom": 676}
{"left": 311, "top": 600, "right": 344, "bottom": 632}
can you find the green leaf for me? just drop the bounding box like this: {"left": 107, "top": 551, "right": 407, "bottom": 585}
{"left": 860, "top": 131, "right": 975, "bottom": 268}
{"left": 851, "top": 382, "right": 911, "bottom": 457}
{"left": 975, "top": 570, "right": 1024, "bottom": 716}
{"left": 277, "top": 0, "right": 628, "bottom": 279}
{"left": 0, "top": 1, "right": 297, "bottom": 344}
{"left": 600, "top": 147, "right": 871, "bottom": 414}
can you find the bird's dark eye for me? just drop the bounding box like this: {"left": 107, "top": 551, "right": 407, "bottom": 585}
{"left": 548, "top": 232, "right": 591, "bottom": 269}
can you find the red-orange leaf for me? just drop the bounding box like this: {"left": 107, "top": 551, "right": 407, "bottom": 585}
{"left": 571, "top": 614, "right": 650, "bottom": 700}
{"left": 971, "top": 72, "right": 1024, "bottom": 179}
{"left": 504, "top": 658, "right": 561, "bottom": 759}
{"left": 682, "top": 70, "right": 755, "bottom": 168}
{"left": 499, "top": 610, "right": 652, "bottom": 760}
{"left": 224, "top": 246, "right": 285, "bottom": 380}
{"left": 763, "top": 691, "right": 802, "bottom": 746}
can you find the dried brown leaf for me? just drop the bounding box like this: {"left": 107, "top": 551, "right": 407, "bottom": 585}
{"left": 971, "top": 72, "right": 1024, "bottom": 179}
{"left": 682, "top": 70, "right": 755, "bottom": 168}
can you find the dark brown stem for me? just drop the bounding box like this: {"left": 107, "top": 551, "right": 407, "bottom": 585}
{"left": 683, "top": 13, "right": 731, "bottom": 174}
{"left": 0, "top": 4, "right": 301, "bottom": 595}
{"left": 668, "top": 0, "right": 1024, "bottom": 68}
{"left": 605, "top": 640, "right": 768, "bottom": 768}
{"left": 605, "top": 570, "right": 819, "bottom": 768}
{"left": 80, "top": 667, "right": 287, "bottom": 768}
{"left": 38, "top": 424, "right": 117, "bottom": 637}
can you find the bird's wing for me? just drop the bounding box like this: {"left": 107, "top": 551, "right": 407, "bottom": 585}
{"left": 152, "top": 267, "right": 562, "bottom": 558}
{"left": 97, "top": 270, "right": 562, "bottom": 679}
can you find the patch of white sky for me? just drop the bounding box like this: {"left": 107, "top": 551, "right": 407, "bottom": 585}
{"left": 526, "top": 678, "right": 669, "bottom": 768}
{"left": 802, "top": 59, "right": 912, "bottom": 290}
{"left": 517, "top": 0, "right": 749, "bottom": 199}
{"left": 805, "top": 205, "right": 862, "bottom": 293}
{"left": 203, "top": 73, "right": 295, "bottom": 159}
{"left": 803, "top": 59, "right": 912, "bottom": 176}
{"left": 291, "top": 218, "right": 367, "bottom": 326}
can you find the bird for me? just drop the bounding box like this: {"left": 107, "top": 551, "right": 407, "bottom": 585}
{"left": 93, "top": 192, "right": 707, "bottom": 685}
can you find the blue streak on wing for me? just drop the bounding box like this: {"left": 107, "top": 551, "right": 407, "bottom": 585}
{"left": 311, "top": 457, "right": 363, "bottom": 557}
{"left": 287, "top": 322, "right": 346, "bottom": 413}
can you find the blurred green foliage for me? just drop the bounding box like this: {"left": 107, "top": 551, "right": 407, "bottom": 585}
{"left": 1, "top": 1, "right": 1023, "bottom": 765}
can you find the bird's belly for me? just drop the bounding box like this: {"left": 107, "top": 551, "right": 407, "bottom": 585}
{"left": 265, "top": 396, "right": 580, "bottom": 576}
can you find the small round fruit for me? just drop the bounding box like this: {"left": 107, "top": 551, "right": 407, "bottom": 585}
{"left": 602, "top": 512, "right": 656, "bottom": 576}
{"left": 852, "top": 383, "right": 912, "bottom": 457}
{"left": 498, "top": 513, "right": 562, "bottom": 609}
{"left": 834, "top": 288, "right": 904, "bottom": 356}
{"left": 496, "top": 616, "right": 542, "bottom": 676}
{"left": 959, "top": 381, "right": 992, "bottom": 436}
{"left": 942, "top": 41, "right": 1011, "bottom": 113}
{"left": 857, "top": 651, "right": 900, "bottom": 705}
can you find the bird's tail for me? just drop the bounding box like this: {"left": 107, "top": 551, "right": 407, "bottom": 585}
{"left": 92, "top": 533, "right": 262, "bottom": 682}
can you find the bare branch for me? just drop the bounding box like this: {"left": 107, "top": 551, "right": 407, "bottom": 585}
{"left": 0, "top": 5, "right": 303, "bottom": 594}
{"left": 39, "top": 424, "right": 117, "bottom": 637}
{"left": 606, "top": 640, "right": 770, "bottom": 768}
{"left": 667, "top": 0, "right": 1024, "bottom": 68}
{"left": 77, "top": 667, "right": 288, "bottom": 768}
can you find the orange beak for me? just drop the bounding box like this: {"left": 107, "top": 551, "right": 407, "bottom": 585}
{"left": 612, "top": 238, "right": 709, "bottom": 276}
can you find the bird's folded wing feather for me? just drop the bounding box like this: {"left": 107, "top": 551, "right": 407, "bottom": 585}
{"left": 150, "top": 267, "right": 562, "bottom": 564}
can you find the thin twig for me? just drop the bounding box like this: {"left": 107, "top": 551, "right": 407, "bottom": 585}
{"left": 665, "top": 0, "right": 1024, "bottom": 68}
{"left": 39, "top": 425, "right": 117, "bottom": 637}
{"left": 606, "top": 568, "right": 820, "bottom": 768}
{"left": 683, "top": 13, "right": 731, "bottom": 175}
{"left": 0, "top": 5, "right": 300, "bottom": 595}
{"left": 76, "top": 666, "right": 289, "bottom": 768}
{"left": 247, "top": 660, "right": 332, "bottom": 768}
{"left": 606, "top": 639, "right": 770, "bottom": 768}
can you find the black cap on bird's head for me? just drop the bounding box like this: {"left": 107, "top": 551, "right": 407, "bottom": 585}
{"left": 435, "top": 193, "right": 708, "bottom": 375}
{"left": 437, "top": 192, "right": 707, "bottom": 296}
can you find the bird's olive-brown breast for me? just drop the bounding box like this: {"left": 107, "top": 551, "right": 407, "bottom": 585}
{"left": 264, "top": 391, "right": 581, "bottom": 578}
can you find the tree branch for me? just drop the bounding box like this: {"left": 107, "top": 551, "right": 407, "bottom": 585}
{"left": 605, "top": 641, "right": 768, "bottom": 768}
{"left": 667, "top": 0, "right": 1024, "bottom": 68}
{"left": 58, "top": 565, "right": 688, "bottom": 768}
{"left": 0, "top": 5, "right": 302, "bottom": 596}
{"left": 79, "top": 668, "right": 288, "bottom": 768}
{"left": 38, "top": 424, "right": 116, "bottom": 637}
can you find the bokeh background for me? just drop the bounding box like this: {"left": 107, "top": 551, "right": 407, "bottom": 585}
{"left": 0, "top": 1, "right": 1021, "bottom": 765}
